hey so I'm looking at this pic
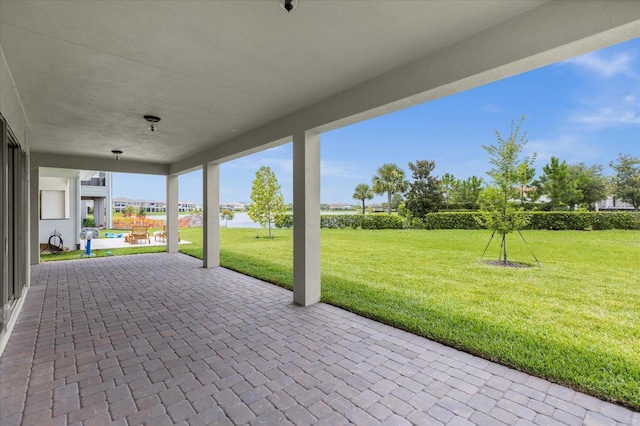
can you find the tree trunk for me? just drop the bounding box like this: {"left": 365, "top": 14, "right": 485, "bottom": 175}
{"left": 362, "top": 199, "right": 365, "bottom": 215}
{"left": 387, "top": 192, "right": 392, "bottom": 214}
{"left": 502, "top": 234, "right": 507, "bottom": 264}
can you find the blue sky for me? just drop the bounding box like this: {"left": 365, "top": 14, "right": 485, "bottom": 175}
{"left": 114, "top": 38, "right": 640, "bottom": 205}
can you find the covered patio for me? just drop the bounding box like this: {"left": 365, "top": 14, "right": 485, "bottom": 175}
{"left": 0, "top": 254, "right": 636, "bottom": 425}
{"left": 2, "top": 2, "right": 640, "bottom": 424}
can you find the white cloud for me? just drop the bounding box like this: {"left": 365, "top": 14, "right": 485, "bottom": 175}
{"left": 320, "top": 159, "right": 368, "bottom": 180}
{"left": 571, "top": 107, "right": 640, "bottom": 128}
{"left": 482, "top": 104, "right": 502, "bottom": 113}
{"left": 562, "top": 51, "right": 636, "bottom": 78}
{"left": 525, "top": 135, "right": 600, "bottom": 168}
{"left": 227, "top": 156, "right": 293, "bottom": 175}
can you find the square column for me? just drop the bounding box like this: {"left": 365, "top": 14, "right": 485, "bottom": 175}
{"left": 94, "top": 199, "right": 105, "bottom": 227}
{"left": 29, "top": 166, "right": 39, "bottom": 265}
{"left": 166, "top": 175, "right": 179, "bottom": 253}
{"left": 203, "top": 162, "right": 220, "bottom": 268}
{"left": 292, "top": 131, "right": 321, "bottom": 306}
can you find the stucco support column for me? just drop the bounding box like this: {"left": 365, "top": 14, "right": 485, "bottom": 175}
{"left": 292, "top": 131, "right": 321, "bottom": 306}
{"left": 106, "top": 172, "right": 113, "bottom": 228}
{"left": 29, "top": 166, "right": 39, "bottom": 265}
{"left": 203, "top": 162, "right": 220, "bottom": 268}
{"left": 166, "top": 174, "right": 179, "bottom": 253}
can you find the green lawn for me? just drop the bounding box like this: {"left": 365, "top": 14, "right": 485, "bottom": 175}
{"left": 43, "top": 227, "right": 640, "bottom": 409}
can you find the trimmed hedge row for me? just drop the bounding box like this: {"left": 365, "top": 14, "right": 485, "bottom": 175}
{"left": 318, "top": 214, "right": 405, "bottom": 229}
{"left": 277, "top": 212, "right": 639, "bottom": 230}
{"left": 416, "top": 211, "right": 640, "bottom": 230}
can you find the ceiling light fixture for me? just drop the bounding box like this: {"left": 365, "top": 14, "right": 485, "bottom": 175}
{"left": 280, "top": 0, "right": 298, "bottom": 13}
{"left": 111, "top": 149, "right": 123, "bottom": 160}
{"left": 144, "top": 115, "right": 161, "bottom": 132}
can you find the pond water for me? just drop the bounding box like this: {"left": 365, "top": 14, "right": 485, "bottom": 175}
{"left": 220, "top": 212, "right": 261, "bottom": 228}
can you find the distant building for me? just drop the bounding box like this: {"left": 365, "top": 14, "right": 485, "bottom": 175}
{"left": 113, "top": 198, "right": 200, "bottom": 213}
{"left": 179, "top": 201, "right": 200, "bottom": 212}
{"left": 596, "top": 196, "right": 635, "bottom": 211}
{"left": 80, "top": 171, "right": 113, "bottom": 228}
{"left": 328, "top": 203, "right": 354, "bottom": 211}
{"left": 220, "top": 202, "right": 250, "bottom": 211}
{"left": 113, "top": 197, "right": 166, "bottom": 213}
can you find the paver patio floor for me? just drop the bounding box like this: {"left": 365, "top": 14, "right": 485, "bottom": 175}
{"left": 0, "top": 253, "right": 637, "bottom": 425}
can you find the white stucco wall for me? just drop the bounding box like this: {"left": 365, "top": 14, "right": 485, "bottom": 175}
{"left": 39, "top": 168, "right": 80, "bottom": 250}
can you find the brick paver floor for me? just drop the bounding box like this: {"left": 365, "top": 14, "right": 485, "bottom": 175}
{"left": 0, "top": 253, "right": 637, "bottom": 425}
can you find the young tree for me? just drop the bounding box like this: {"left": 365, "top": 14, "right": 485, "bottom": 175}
{"left": 220, "top": 209, "right": 235, "bottom": 227}
{"left": 352, "top": 183, "right": 374, "bottom": 214}
{"left": 479, "top": 116, "right": 535, "bottom": 264}
{"left": 137, "top": 206, "right": 147, "bottom": 217}
{"left": 123, "top": 205, "right": 135, "bottom": 218}
{"left": 404, "top": 160, "right": 443, "bottom": 218}
{"left": 610, "top": 154, "right": 640, "bottom": 210}
{"left": 248, "top": 166, "right": 287, "bottom": 238}
{"left": 538, "top": 156, "right": 581, "bottom": 210}
{"left": 440, "top": 173, "right": 458, "bottom": 209}
{"left": 372, "top": 163, "right": 409, "bottom": 214}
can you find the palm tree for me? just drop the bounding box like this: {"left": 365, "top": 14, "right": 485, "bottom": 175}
{"left": 352, "top": 183, "right": 374, "bottom": 214}
{"left": 372, "top": 163, "right": 409, "bottom": 214}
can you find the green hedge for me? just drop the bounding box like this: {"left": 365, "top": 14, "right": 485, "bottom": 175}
{"left": 319, "top": 214, "right": 406, "bottom": 229}
{"left": 525, "top": 211, "right": 640, "bottom": 230}
{"left": 417, "top": 211, "right": 639, "bottom": 230}
{"left": 278, "top": 212, "right": 639, "bottom": 230}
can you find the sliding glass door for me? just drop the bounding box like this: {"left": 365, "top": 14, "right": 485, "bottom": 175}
{"left": 1, "top": 114, "right": 26, "bottom": 334}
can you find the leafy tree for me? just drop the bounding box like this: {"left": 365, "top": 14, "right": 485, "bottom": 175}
{"left": 352, "top": 183, "right": 374, "bottom": 214}
{"left": 372, "top": 163, "right": 409, "bottom": 214}
{"left": 538, "top": 156, "right": 581, "bottom": 210}
{"left": 456, "top": 176, "right": 484, "bottom": 209}
{"left": 137, "top": 206, "right": 147, "bottom": 217}
{"left": 123, "top": 205, "right": 136, "bottom": 218}
{"left": 610, "top": 154, "right": 640, "bottom": 211}
{"left": 248, "top": 166, "right": 287, "bottom": 238}
{"left": 568, "top": 163, "right": 608, "bottom": 211}
{"left": 220, "top": 209, "right": 235, "bottom": 227}
{"left": 440, "top": 173, "right": 458, "bottom": 209}
{"left": 479, "top": 116, "right": 535, "bottom": 264}
{"left": 404, "top": 160, "right": 443, "bottom": 218}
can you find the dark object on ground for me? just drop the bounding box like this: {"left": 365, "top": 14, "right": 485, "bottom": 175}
{"left": 485, "top": 260, "right": 531, "bottom": 268}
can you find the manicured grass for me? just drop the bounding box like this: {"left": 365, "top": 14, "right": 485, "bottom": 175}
{"left": 206, "top": 227, "right": 639, "bottom": 409}
{"left": 41, "top": 226, "right": 640, "bottom": 408}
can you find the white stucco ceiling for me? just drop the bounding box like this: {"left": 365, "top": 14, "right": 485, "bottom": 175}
{"left": 1, "top": 0, "right": 547, "bottom": 164}
{"left": 1, "top": 1, "right": 638, "bottom": 171}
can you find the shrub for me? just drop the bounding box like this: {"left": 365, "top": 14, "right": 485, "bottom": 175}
{"left": 276, "top": 214, "right": 293, "bottom": 228}
{"left": 320, "top": 215, "right": 362, "bottom": 229}
{"left": 299, "top": 214, "right": 410, "bottom": 230}
{"left": 82, "top": 218, "right": 96, "bottom": 228}
{"left": 412, "top": 211, "right": 639, "bottom": 230}
{"left": 360, "top": 214, "right": 406, "bottom": 229}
